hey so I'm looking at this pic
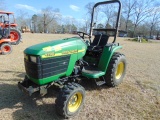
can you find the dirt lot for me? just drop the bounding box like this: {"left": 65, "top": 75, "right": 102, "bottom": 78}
{"left": 0, "top": 33, "right": 160, "bottom": 120}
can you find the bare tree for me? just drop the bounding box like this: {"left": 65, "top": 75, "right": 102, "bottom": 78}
{"left": 148, "top": 7, "right": 160, "bottom": 37}
{"left": 82, "top": 15, "right": 91, "bottom": 33}
{"left": 136, "top": 23, "right": 150, "bottom": 36}
{"left": 41, "top": 7, "right": 60, "bottom": 33}
{"left": 62, "top": 16, "right": 74, "bottom": 33}
{"left": 132, "top": 0, "right": 154, "bottom": 37}
{"left": 85, "top": 2, "right": 95, "bottom": 20}
{"left": 16, "top": 10, "right": 30, "bottom": 29}
{"left": 119, "top": 15, "right": 126, "bottom": 30}
{"left": 84, "top": 2, "right": 100, "bottom": 33}
{"left": 122, "top": 0, "right": 136, "bottom": 32}
{"left": 84, "top": 2, "right": 95, "bottom": 33}
{"left": 48, "top": 19, "right": 59, "bottom": 33}
{"left": 155, "top": 25, "right": 160, "bottom": 38}
{"left": 102, "top": 4, "right": 118, "bottom": 28}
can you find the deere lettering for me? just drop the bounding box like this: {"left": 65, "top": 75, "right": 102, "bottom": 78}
{"left": 62, "top": 50, "right": 77, "bottom": 55}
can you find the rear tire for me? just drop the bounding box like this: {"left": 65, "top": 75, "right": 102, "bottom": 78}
{"left": 10, "top": 28, "right": 22, "bottom": 45}
{"left": 0, "top": 43, "right": 12, "bottom": 55}
{"left": 105, "top": 52, "right": 126, "bottom": 87}
{"left": 55, "top": 83, "right": 85, "bottom": 118}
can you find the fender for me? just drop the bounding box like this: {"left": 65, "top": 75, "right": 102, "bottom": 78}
{"left": 0, "top": 39, "right": 11, "bottom": 44}
{"left": 98, "top": 43, "right": 122, "bottom": 72}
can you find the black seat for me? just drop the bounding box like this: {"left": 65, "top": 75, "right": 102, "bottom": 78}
{"left": 92, "top": 34, "right": 109, "bottom": 46}
{"left": 88, "top": 34, "right": 109, "bottom": 52}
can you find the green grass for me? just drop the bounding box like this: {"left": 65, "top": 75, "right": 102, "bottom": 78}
{"left": 128, "top": 38, "right": 150, "bottom": 43}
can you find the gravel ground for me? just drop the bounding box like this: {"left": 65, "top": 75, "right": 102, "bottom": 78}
{"left": 0, "top": 33, "right": 160, "bottom": 120}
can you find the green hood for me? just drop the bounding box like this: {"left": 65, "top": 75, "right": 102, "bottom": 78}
{"left": 24, "top": 37, "right": 87, "bottom": 59}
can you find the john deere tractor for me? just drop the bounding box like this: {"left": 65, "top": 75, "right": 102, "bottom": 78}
{"left": 18, "top": 0, "right": 126, "bottom": 118}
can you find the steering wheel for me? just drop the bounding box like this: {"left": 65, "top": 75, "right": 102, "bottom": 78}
{"left": 4, "top": 20, "right": 9, "bottom": 25}
{"left": 77, "top": 31, "right": 91, "bottom": 39}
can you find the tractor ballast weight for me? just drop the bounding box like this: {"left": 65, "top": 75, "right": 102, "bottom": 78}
{"left": 18, "top": 0, "right": 126, "bottom": 118}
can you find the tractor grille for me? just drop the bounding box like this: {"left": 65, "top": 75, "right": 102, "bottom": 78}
{"left": 24, "top": 55, "right": 70, "bottom": 79}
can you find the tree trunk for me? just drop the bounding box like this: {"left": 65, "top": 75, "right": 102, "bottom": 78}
{"left": 133, "top": 24, "right": 137, "bottom": 37}
{"left": 149, "top": 27, "right": 153, "bottom": 38}
{"left": 43, "top": 14, "right": 46, "bottom": 33}
{"left": 125, "top": 15, "right": 129, "bottom": 32}
{"left": 34, "top": 24, "right": 36, "bottom": 33}
{"left": 149, "top": 23, "right": 153, "bottom": 38}
{"left": 157, "top": 31, "right": 159, "bottom": 38}
{"left": 125, "top": 22, "right": 128, "bottom": 33}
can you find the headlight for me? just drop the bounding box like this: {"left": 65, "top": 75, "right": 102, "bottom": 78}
{"left": 24, "top": 54, "right": 28, "bottom": 61}
{"left": 30, "top": 56, "right": 37, "bottom": 63}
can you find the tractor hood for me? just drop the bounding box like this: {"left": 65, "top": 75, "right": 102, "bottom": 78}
{"left": 24, "top": 37, "right": 87, "bottom": 59}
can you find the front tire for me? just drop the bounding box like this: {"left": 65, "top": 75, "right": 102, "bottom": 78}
{"left": 0, "top": 43, "right": 12, "bottom": 55}
{"left": 105, "top": 52, "right": 126, "bottom": 87}
{"left": 55, "top": 83, "right": 85, "bottom": 118}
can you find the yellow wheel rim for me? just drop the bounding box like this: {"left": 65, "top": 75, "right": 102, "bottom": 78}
{"left": 68, "top": 92, "right": 82, "bottom": 113}
{"left": 115, "top": 62, "right": 124, "bottom": 79}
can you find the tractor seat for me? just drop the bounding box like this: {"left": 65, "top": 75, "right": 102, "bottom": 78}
{"left": 92, "top": 34, "right": 109, "bottom": 46}
{"left": 87, "top": 46, "right": 102, "bottom": 52}
{"left": 88, "top": 34, "right": 109, "bottom": 52}
{"left": 82, "top": 66, "right": 105, "bottom": 78}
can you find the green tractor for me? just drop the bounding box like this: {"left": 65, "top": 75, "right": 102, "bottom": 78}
{"left": 18, "top": 0, "right": 126, "bottom": 118}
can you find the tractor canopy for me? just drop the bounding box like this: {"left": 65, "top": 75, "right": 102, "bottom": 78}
{"left": 89, "top": 0, "right": 121, "bottom": 43}
{"left": 0, "top": 11, "right": 17, "bottom": 28}
{"left": 0, "top": 11, "right": 14, "bottom": 14}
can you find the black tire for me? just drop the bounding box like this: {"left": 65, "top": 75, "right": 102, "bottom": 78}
{"left": 0, "top": 43, "right": 12, "bottom": 55}
{"left": 105, "top": 52, "right": 126, "bottom": 87}
{"left": 55, "top": 83, "right": 85, "bottom": 118}
{"left": 10, "top": 28, "right": 22, "bottom": 45}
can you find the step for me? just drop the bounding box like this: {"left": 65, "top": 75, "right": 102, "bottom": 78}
{"left": 82, "top": 66, "right": 105, "bottom": 78}
{"left": 95, "top": 81, "right": 106, "bottom": 86}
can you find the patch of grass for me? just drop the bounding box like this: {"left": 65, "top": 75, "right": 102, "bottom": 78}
{"left": 128, "top": 38, "right": 151, "bottom": 43}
